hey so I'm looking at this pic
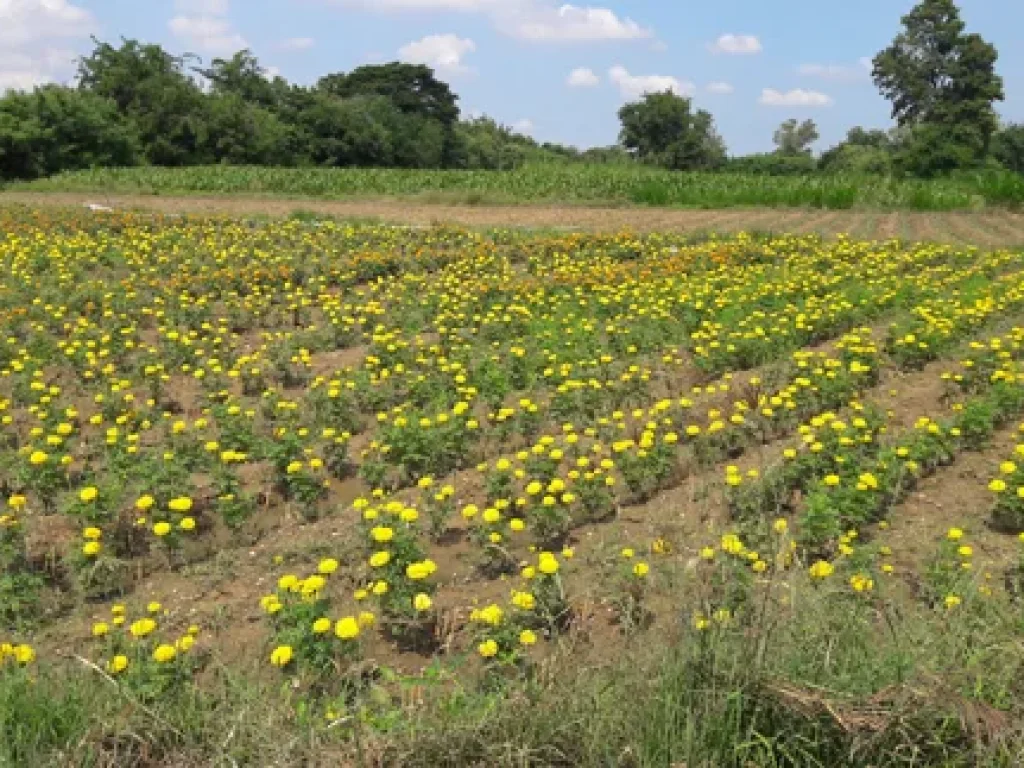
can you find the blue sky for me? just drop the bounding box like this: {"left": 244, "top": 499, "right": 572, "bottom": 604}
{"left": 2, "top": 0, "right": 1022, "bottom": 154}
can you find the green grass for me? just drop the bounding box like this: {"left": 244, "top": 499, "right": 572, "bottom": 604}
{"left": 5, "top": 580, "right": 1023, "bottom": 767}
{"left": 8, "top": 163, "right": 1024, "bottom": 210}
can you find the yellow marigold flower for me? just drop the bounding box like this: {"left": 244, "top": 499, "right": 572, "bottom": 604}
{"left": 129, "top": 618, "right": 157, "bottom": 638}
{"left": 168, "top": 497, "right": 193, "bottom": 512}
{"left": 988, "top": 479, "right": 1007, "bottom": 493}
{"left": 357, "top": 611, "right": 376, "bottom": 627}
{"left": 413, "top": 593, "right": 432, "bottom": 612}
{"left": 335, "top": 617, "right": 360, "bottom": 640}
{"left": 809, "top": 560, "right": 834, "bottom": 579}
{"left": 1001, "top": 461, "right": 1017, "bottom": 475}
{"left": 179, "top": 517, "right": 196, "bottom": 531}
{"left": 82, "top": 541, "right": 102, "bottom": 557}
{"left": 136, "top": 495, "right": 154, "bottom": 511}
{"left": 946, "top": 527, "right": 964, "bottom": 541}
{"left": 773, "top": 518, "right": 788, "bottom": 534}
{"left": 318, "top": 558, "right": 339, "bottom": 575}
{"left": 278, "top": 574, "right": 299, "bottom": 591}
{"left": 700, "top": 546, "right": 716, "bottom": 561}
{"left": 79, "top": 487, "right": 98, "bottom": 503}
{"left": 92, "top": 622, "right": 109, "bottom": 637}
{"left": 107, "top": 655, "right": 129, "bottom": 674}
{"left": 633, "top": 562, "right": 650, "bottom": 577}
{"left": 153, "top": 644, "right": 177, "bottom": 663}
{"left": 7, "top": 494, "right": 26, "bottom": 510}
{"left": 83, "top": 526, "right": 102, "bottom": 540}
{"left": 147, "top": 601, "right": 162, "bottom": 614}
{"left": 153, "top": 521, "right": 172, "bottom": 537}
{"left": 824, "top": 474, "right": 840, "bottom": 487}
{"left": 312, "top": 618, "right": 332, "bottom": 634}
{"left": 370, "top": 526, "right": 394, "bottom": 543}
{"left": 944, "top": 594, "right": 961, "bottom": 610}
{"left": 270, "top": 645, "right": 293, "bottom": 667}
{"left": 369, "top": 551, "right": 391, "bottom": 568}
{"left": 849, "top": 574, "right": 874, "bottom": 592}
{"left": 477, "top": 639, "right": 498, "bottom": 658}
{"left": 405, "top": 561, "right": 430, "bottom": 580}
{"left": 519, "top": 629, "right": 537, "bottom": 646}
{"left": 537, "top": 552, "right": 559, "bottom": 575}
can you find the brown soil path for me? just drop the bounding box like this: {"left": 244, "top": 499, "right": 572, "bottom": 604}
{"left": 4, "top": 191, "right": 1024, "bottom": 245}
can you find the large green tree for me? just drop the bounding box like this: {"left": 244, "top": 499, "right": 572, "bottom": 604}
{"left": 0, "top": 86, "right": 139, "bottom": 179}
{"left": 617, "top": 91, "right": 726, "bottom": 171}
{"left": 872, "top": 0, "right": 1003, "bottom": 174}
{"left": 772, "top": 119, "right": 819, "bottom": 155}
{"left": 992, "top": 123, "right": 1024, "bottom": 174}
{"left": 77, "top": 38, "right": 209, "bottom": 166}
{"left": 818, "top": 127, "right": 896, "bottom": 174}
{"left": 317, "top": 63, "right": 460, "bottom": 164}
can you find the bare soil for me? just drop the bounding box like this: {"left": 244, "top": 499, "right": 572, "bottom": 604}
{"left": 4, "top": 191, "right": 1024, "bottom": 246}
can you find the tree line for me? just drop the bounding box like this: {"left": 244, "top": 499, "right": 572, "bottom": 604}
{"left": 0, "top": 0, "right": 1021, "bottom": 181}
{"left": 618, "top": 0, "right": 1022, "bottom": 177}
{"left": 0, "top": 41, "right": 591, "bottom": 181}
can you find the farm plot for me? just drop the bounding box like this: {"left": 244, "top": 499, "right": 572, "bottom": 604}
{"left": 3, "top": 207, "right": 1024, "bottom": 765}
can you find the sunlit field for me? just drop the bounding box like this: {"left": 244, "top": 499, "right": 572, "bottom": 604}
{"left": 11, "top": 162, "right": 1024, "bottom": 210}
{"left": 4, "top": 207, "right": 1024, "bottom": 766}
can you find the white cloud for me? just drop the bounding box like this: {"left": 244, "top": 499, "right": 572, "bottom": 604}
{"left": 345, "top": 0, "right": 495, "bottom": 8}
{"left": 0, "top": 48, "right": 78, "bottom": 90}
{"left": 0, "top": 0, "right": 95, "bottom": 45}
{"left": 507, "top": 4, "right": 651, "bottom": 41}
{"left": 337, "top": 0, "right": 652, "bottom": 43}
{"left": 567, "top": 66, "right": 599, "bottom": 87}
{"left": 608, "top": 65, "right": 694, "bottom": 100}
{"left": 278, "top": 37, "right": 315, "bottom": 51}
{"left": 398, "top": 34, "right": 476, "bottom": 75}
{"left": 174, "top": 0, "right": 230, "bottom": 13}
{"left": 169, "top": 0, "right": 247, "bottom": 55}
{"left": 759, "top": 88, "right": 833, "bottom": 107}
{"left": 169, "top": 15, "right": 247, "bottom": 54}
{"left": 0, "top": 1, "right": 93, "bottom": 91}
{"left": 706, "top": 81, "right": 733, "bottom": 94}
{"left": 798, "top": 58, "right": 871, "bottom": 82}
{"left": 513, "top": 118, "right": 534, "bottom": 134}
{"left": 708, "top": 33, "right": 761, "bottom": 55}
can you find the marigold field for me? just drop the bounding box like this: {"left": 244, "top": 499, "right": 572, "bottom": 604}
{"left": 4, "top": 206, "right": 1024, "bottom": 766}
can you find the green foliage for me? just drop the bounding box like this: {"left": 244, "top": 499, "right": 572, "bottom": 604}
{"left": 772, "top": 118, "right": 819, "bottom": 155}
{"left": 1, "top": 40, "right": 565, "bottom": 181}
{"left": 724, "top": 152, "right": 818, "bottom": 176}
{"left": 18, "top": 163, "right": 1024, "bottom": 209}
{"left": 992, "top": 123, "right": 1024, "bottom": 174}
{"left": 617, "top": 91, "right": 726, "bottom": 171}
{"left": 77, "top": 38, "right": 209, "bottom": 166}
{"left": 872, "top": 0, "right": 1004, "bottom": 175}
{"left": 0, "top": 86, "right": 139, "bottom": 179}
